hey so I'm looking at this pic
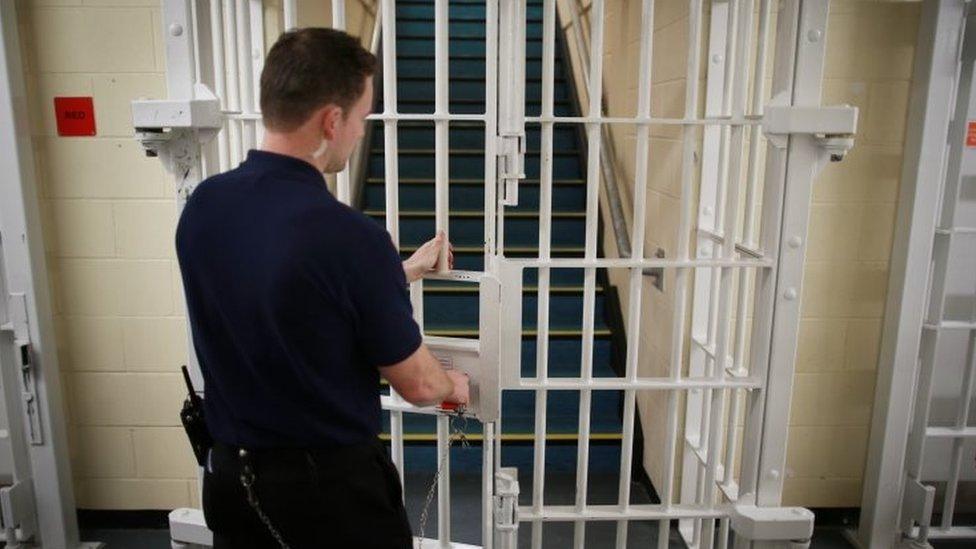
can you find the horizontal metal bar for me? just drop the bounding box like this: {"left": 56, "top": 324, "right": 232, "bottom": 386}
{"left": 381, "top": 395, "right": 446, "bottom": 416}
{"left": 222, "top": 112, "right": 489, "bottom": 123}
{"left": 367, "top": 113, "right": 487, "bottom": 122}
{"left": 935, "top": 227, "right": 976, "bottom": 235}
{"left": 697, "top": 228, "right": 765, "bottom": 259}
{"left": 513, "top": 377, "right": 761, "bottom": 391}
{"left": 505, "top": 258, "right": 774, "bottom": 269}
{"left": 524, "top": 116, "right": 762, "bottom": 126}
{"left": 923, "top": 321, "right": 976, "bottom": 331}
{"left": 926, "top": 426, "right": 976, "bottom": 438}
{"left": 519, "top": 504, "right": 728, "bottom": 522}
{"left": 912, "top": 525, "right": 976, "bottom": 539}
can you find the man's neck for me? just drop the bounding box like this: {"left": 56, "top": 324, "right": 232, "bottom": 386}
{"left": 261, "top": 132, "right": 323, "bottom": 171}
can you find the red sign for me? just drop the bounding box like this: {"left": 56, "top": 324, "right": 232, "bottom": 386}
{"left": 54, "top": 97, "right": 96, "bottom": 136}
{"left": 967, "top": 121, "right": 976, "bottom": 148}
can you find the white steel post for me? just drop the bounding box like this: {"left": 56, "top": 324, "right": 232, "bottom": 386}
{"left": 0, "top": 2, "right": 91, "bottom": 546}
{"left": 665, "top": 1, "right": 704, "bottom": 548}
{"left": 333, "top": 0, "right": 354, "bottom": 205}
{"left": 573, "top": 1, "right": 604, "bottom": 546}
{"left": 530, "top": 1, "right": 556, "bottom": 547}
{"left": 856, "top": 2, "right": 966, "bottom": 546}
{"left": 380, "top": 0, "right": 406, "bottom": 482}
{"left": 750, "top": 0, "right": 832, "bottom": 510}
{"left": 615, "top": 1, "right": 654, "bottom": 548}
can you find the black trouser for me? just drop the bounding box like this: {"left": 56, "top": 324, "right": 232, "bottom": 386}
{"left": 203, "top": 440, "right": 413, "bottom": 548}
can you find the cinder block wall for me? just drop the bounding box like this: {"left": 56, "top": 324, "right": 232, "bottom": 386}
{"left": 559, "top": 0, "right": 920, "bottom": 508}
{"left": 16, "top": 0, "right": 374, "bottom": 510}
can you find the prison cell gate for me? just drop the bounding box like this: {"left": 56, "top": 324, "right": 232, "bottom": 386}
{"left": 133, "top": 1, "right": 856, "bottom": 548}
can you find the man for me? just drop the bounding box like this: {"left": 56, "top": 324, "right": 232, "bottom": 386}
{"left": 175, "top": 27, "right": 468, "bottom": 548}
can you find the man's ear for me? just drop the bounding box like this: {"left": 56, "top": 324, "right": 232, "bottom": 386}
{"left": 320, "top": 104, "right": 343, "bottom": 141}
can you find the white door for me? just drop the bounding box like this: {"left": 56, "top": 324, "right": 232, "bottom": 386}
{"left": 139, "top": 1, "right": 855, "bottom": 548}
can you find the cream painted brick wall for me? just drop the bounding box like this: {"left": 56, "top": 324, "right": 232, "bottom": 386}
{"left": 19, "top": 0, "right": 195, "bottom": 510}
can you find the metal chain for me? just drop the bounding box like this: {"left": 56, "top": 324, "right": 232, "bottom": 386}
{"left": 239, "top": 451, "right": 292, "bottom": 549}
{"left": 418, "top": 408, "right": 470, "bottom": 548}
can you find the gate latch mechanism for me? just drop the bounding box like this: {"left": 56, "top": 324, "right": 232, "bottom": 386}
{"left": 762, "top": 92, "right": 858, "bottom": 172}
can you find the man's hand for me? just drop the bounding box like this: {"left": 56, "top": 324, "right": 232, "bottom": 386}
{"left": 444, "top": 369, "right": 469, "bottom": 405}
{"left": 403, "top": 230, "right": 454, "bottom": 283}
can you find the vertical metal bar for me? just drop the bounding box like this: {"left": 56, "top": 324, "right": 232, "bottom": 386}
{"left": 615, "top": 1, "right": 654, "bottom": 548}
{"left": 437, "top": 414, "right": 451, "bottom": 546}
{"left": 490, "top": 0, "right": 505, "bottom": 473}
{"left": 532, "top": 0, "right": 557, "bottom": 546}
{"left": 484, "top": 0, "right": 500, "bottom": 270}
{"left": 248, "top": 0, "right": 265, "bottom": 150}
{"left": 334, "top": 0, "right": 353, "bottom": 204}
{"left": 574, "top": 1, "right": 603, "bottom": 546}
{"left": 681, "top": 1, "right": 729, "bottom": 540}
{"left": 222, "top": 0, "right": 242, "bottom": 166}
{"left": 723, "top": 0, "right": 772, "bottom": 502}
{"left": 283, "top": 0, "right": 298, "bottom": 30}
{"left": 664, "top": 1, "right": 703, "bottom": 546}
{"left": 701, "top": 2, "right": 751, "bottom": 546}
{"left": 483, "top": 421, "right": 495, "bottom": 548}
{"left": 753, "top": 0, "right": 832, "bottom": 508}
{"left": 236, "top": 2, "right": 256, "bottom": 153}
{"left": 209, "top": 0, "right": 230, "bottom": 172}
{"left": 380, "top": 0, "right": 405, "bottom": 479}
{"left": 435, "top": 0, "right": 450, "bottom": 268}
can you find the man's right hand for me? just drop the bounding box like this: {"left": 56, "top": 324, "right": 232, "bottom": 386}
{"left": 444, "top": 369, "right": 470, "bottom": 405}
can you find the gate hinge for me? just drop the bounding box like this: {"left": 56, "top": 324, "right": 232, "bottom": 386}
{"left": 3, "top": 293, "right": 29, "bottom": 342}
{"left": 18, "top": 340, "right": 43, "bottom": 446}
{"left": 0, "top": 479, "right": 37, "bottom": 542}
{"left": 493, "top": 467, "right": 520, "bottom": 549}
{"left": 131, "top": 83, "right": 222, "bottom": 197}
{"left": 730, "top": 504, "right": 814, "bottom": 547}
{"left": 899, "top": 476, "right": 935, "bottom": 537}
{"left": 762, "top": 92, "right": 858, "bottom": 165}
{"left": 497, "top": 135, "right": 526, "bottom": 207}
{"left": 2, "top": 293, "right": 43, "bottom": 445}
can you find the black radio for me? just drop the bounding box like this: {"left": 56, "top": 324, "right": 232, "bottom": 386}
{"left": 180, "top": 365, "right": 213, "bottom": 467}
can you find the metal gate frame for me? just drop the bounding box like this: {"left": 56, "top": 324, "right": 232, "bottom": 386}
{"left": 856, "top": 1, "right": 976, "bottom": 547}
{"left": 0, "top": 2, "right": 104, "bottom": 547}
{"left": 139, "top": 1, "right": 857, "bottom": 548}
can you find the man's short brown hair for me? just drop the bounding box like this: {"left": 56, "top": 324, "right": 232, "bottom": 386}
{"left": 260, "top": 28, "right": 377, "bottom": 132}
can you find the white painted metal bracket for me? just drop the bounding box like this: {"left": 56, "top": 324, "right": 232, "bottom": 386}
{"left": 762, "top": 92, "right": 859, "bottom": 169}
{"left": 131, "top": 83, "right": 222, "bottom": 197}
{"left": 730, "top": 504, "right": 814, "bottom": 547}
{"left": 493, "top": 467, "right": 519, "bottom": 549}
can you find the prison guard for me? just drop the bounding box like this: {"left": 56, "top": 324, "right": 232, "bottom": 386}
{"left": 175, "top": 149, "right": 423, "bottom": 449}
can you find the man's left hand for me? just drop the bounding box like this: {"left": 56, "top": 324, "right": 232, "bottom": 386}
{"left": 403, "top": 230, "right": 454, "bottom": 283}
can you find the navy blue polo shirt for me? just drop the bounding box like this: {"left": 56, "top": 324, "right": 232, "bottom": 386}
{"left": 175, "top": 149, "right": 422, "bottom": 449}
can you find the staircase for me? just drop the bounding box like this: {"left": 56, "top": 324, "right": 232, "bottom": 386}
{"left": 364, "top": 0, "right": 625, "bottom": 477}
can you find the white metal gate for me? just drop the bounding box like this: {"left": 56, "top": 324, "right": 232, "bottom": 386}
{"left": 857, "top": 2, "right": 976, "bottom": 547}
{"left": 135, "top": 1, "right": 856, "bottom": 547}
